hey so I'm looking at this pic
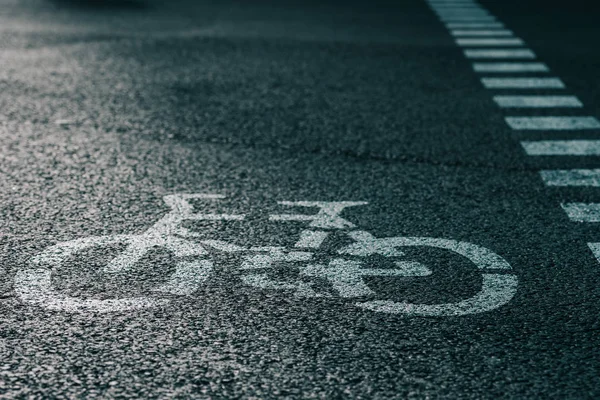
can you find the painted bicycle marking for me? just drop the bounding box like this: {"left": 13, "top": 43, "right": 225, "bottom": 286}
{"left": 14, "top": 194, "right": 518, "bottom": 316}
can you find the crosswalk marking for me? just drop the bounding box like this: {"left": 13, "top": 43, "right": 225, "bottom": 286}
{"left": 451, "top": 30, "right": 513, "bottom": 36}
{"left": 481, "top": 77, "right": 564, "bottom": 89}
{"left": 465, "top": 49, "right": 536, "bottom": 59}
{"left": 456, "top": 38, "right": 524, "bottom": 46}
{"left": 494, "top": 96, "right": 582, "bottom": 108}
{"left": 561, "top": 204, "right": 600, "bottom": 222}
{"left": 540, "top": 169, "right": 600, "bottom": 187}
{"left": 521, "top": 140, "right": 600, "bottom": 156}
{"left": 506, "top": 116, "right": 600, "bottom": 130}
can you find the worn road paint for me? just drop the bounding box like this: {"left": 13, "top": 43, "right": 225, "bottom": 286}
{"left": 464, "top": 49, "right": 535, "bottom": 59}
{"left": 15, "top": 194, "right": 517, "bottom": 316}
{"left": 481, "top": 77, "right": 564, "bottom": 89}
{"left": 447, "top": 22, "right": 505, "bottom": 28}
{"left": 522, "top": 140, "right": 600, "bottom": 156}
{"left": 506, "top": 116, "right": 600, "bottom": 130}
{"left": 339, "top": 232, "right": 518, "bottom": 316}
{"left": 441, "top": 17, "right": 497, "bottom": 22}
{"left": 436, "top": 11, "right": 491, "bottom": 17}
{"left": 294, "top": 230, "right": 329, "bottom": 248}
{"left": 494, "top": 96, "right": 582, "bottom": 108}
{"left": 301, "top": 259, "right": 432, "bottom": 298}
{"left": 540, "top": 169, "right": 600, "bottom": 187}
{"left": 270, "top": 201, "right": 368, "bottom": 229}
{"left": 472, "top": 62, "right": 548, "bottom": 72}
{"left": 587, "top": 243, "right": 600, "bottom": 263}
{"left": 561, "top": 203, "right": 600, "bottom": 222}
{"left": 451, "top": 30, "right": 513, "bottom": 36}
{"left": 456, "top": 38, "right": 523, "bottom": 46}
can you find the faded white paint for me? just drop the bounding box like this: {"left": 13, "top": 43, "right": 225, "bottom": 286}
{"left": 447, "top": 23, "right": 505, "bottom": 28}
{"left": 561, "top": 203, "right": 600, "bottom": 222}
{"left": 452, "top": 30, "right": 513, "bottom": 36}
{"left": 16, "top": 195, "right": 517, "bottom": 317}
{"left": 495, "top": 96, "right": 582, "bottom": 108}
{"left": 294, "top": 230, "right": 329, "bottom": 248}
{"left": 465, "top": 49, "right": 535, "bottom": 59}
{"left": 506, "top": 116, "right": 600, "bottom": 130}
{"left": 15, "top": 194, "right": 242, "bottom": 312}
{"left": 357, "top": 274, "right": 518, "bottom": 317}
{"left": 481, "top": 77, "right": 564, "bottom": 89}
{"left": 336, "top": 231, "right": 517, "bottom": 316}
{"left": 270, "top": 201, "right": 367, "bottom": 229}
{"left": 301, "top": 259, "right": 432, "bottom": 298}
{"left": 472, "top": 62, "right": 548, "bottom": 72}
{"left": 521, "top": 140, "right": 600, "bottom": 156}
{"left": 540, "top": 169, "right": 600, "bottom": 187}
{"left": 456, "top": 38, "right": 523, "bottom": 46}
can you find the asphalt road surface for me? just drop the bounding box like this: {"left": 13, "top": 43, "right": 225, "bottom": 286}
{"left": 1, "top": 0, "right": 599, "bottom": 398}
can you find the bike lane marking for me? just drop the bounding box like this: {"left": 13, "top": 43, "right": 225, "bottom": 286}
{"left": 505, "top": 117, "right": 600, "bottom": 130}
{"left": 464, "top": 49, "right": 536, "bottom": 59}
{"left": 480, "top": 77, "right": 565, "bottom": 89}
{"left": 426, "top": 0, "right": 600, "bottom": 264}
{"left": 473, "top": 62, "right": 548, "bottom": 72}
{"left": 494, "top": 96, "right": 583, "bottom": 108}
{"left": 14, "top": 196, "right": 519, "bottom": 316}
{"left": 522, "top": 140, "right": 600, "bottom": 155}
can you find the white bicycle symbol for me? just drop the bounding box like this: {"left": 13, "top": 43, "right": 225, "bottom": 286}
{"left": 14, "top": 194, "right": 518, "bottom": 316}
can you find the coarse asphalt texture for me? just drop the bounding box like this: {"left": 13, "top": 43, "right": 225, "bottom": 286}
{"left": 0, "top": 0, "right": 599, "bottom": 398}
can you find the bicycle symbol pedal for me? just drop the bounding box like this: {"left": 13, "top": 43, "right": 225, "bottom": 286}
{"left": 14, "top": 194, "right": 518, "bottom": 316}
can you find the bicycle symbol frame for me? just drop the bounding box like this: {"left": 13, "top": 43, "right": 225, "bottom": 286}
{"left": 14, "top": 194, "right": 518, "bottom": 316}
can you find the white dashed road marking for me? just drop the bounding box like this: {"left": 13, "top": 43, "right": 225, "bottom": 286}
{"left": 451, "top": 30, "right": 514, "bottom": 36}
{"left": 447, "top": 22, "right": 505, "bottom": 28}
{"left": 481, "top": 77, "right": 565, "bottom": 89}
{"left": 464, "top": 49, "right": 536, "bottom": 59}
{"left": 540, "top": 170, "right": 600, "bottom": 187}
{"left": 494, "top": 96, "right": 582, "bottom": 108}
{"left": 561, "top": 203, "right": 600, "bottom": 222}
{"left": 521, "top": 140, "right": 600, "bottom": 156}
{"left": 456, "top": 38, "right": 524, "bottom": 46}
{"left": 472, "top": 62, "right": 549, "bottom": 72}
{"left": 426, "top": 0, "right": 600, "bottom": 263}
{"left": 505, "top": 116, "right": 600, "bottom": 130}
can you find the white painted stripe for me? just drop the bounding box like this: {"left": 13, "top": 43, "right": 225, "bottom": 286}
{"left": 431, "top": 6, "right": 483, "bottom": 9}
{"left": 588, "top": 243, "right": 600, "bottom": 261}
{"left": 436, "top": 10, "right": 490, "bottom": 16}
{"left": 451, "top": 30, "right": 513, "bottom": 36}
{"left": 521, "top": 140, "right": 600, "bottom": 155}
{"left": 294, "top": 230, "right": 329, "bottom": 248}
{"left": 481, "top": 77, "right": 564, "bottom": 89}
{"left": 428, "top": 1, "right": 480, "bottom": 4}
{"left": 447, "top": 22, "right": 505, "bottom": 28}
{"left": 494, "top": 96, "right": 582, "bottom": 108}
{"left": 465, "top": 49, "right": 536, "bottom": 59}
{"left": 540, "top": 169, "right": 600, "bottom": 187}
{"left": 506, "top": 116, "right": 600, "bottom": 130}
{"left": 561, "top": 203, "right": 600, "bottom": 222}
{"left": 472, "top": 62, "right": 548, "bottom": 72}
{"left": 440, "top": 17, "right": 497, "bottom": 22}
{"left": 438, "top": 13, "right": 492, "bottom": 19}
{"left": 456, "top": 38, "right": 524, "bottom": 46}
